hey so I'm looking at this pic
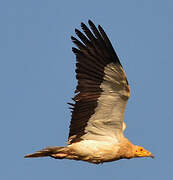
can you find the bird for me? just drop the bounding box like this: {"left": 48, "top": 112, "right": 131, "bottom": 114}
{"left": 25, "top": 20, "right": 154, "bottom": 164}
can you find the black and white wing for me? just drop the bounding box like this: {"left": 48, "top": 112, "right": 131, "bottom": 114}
{"left": 68, "top": 20, "right": 130, "bottom": 144}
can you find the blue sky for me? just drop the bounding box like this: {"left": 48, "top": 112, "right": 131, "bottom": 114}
{"left": 1, "top": 0, "right": 173, "bottom": 179}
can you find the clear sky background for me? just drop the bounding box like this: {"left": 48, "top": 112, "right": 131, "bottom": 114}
{"left": 1, "top": 0, "right": 173, "bottom": 179}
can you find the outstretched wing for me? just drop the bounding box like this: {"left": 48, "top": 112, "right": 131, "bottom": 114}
{"left": 68, "top": 20, "right": 130, "bottom": 144}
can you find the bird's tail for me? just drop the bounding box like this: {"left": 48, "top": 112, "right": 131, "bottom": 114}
{"left": 24, "top": 146, "right": 69, "bottom": 159}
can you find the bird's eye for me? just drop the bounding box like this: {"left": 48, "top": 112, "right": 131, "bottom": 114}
{"left": 140, "top": 149, "right": 143, "bottom": 151}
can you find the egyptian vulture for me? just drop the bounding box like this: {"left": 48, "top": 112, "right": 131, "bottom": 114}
{"left": 25, "top": 20, "right": 154, "bottom": 164}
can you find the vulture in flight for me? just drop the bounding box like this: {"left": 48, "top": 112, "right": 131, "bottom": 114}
{"left": 25, "top": 20, "right": 154, "bottom": 164}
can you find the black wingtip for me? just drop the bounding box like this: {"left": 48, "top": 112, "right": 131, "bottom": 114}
{"left": 71, "top": 36, "right": 75, "bottom": 40}
{"left": 75, "top": 28, "right": 82, "bottom": 37}
{"left": 88, "top": 19, "right": 93, "bottom": 25}
{"left": 98, "top": 25, "right": 105, "bottom": 35}
{"left": 72, "top": 47, "right": 80, "bottom": 54}
{"left": 75, "top": 28, "right": 80, "bottom": 33}
{"left": 81, "top": 22, "right": 88, "bottom": 31}
{"left": 67, "top": 102, "right": 75, "bottom": 106}
{"left": 72, "top": 47, "right": 76, "bottom": 53}
{"left": 98, "top": 24, "right": 102, "bottom": 30}
{"left": 81, "top": 22, "right": 85, "bottom": 27}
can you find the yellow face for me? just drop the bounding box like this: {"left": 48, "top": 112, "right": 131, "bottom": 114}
{"left": 134, "top": 146, "right": 154, "bottom": 158}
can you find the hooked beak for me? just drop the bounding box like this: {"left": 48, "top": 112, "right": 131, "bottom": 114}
{"left": 149, "top": 153, "right": 154, "bottom": 158}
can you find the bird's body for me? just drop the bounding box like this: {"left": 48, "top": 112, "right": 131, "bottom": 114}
{"left": 25, "top": 20, "right": 154, "bottom": 164}
{"left": 52, "top": 138, "right": 129, "bottom": 164}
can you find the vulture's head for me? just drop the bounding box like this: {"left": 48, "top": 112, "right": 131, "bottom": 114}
{"left": 134, "top": 146, "right": 154, "bottom": 158}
